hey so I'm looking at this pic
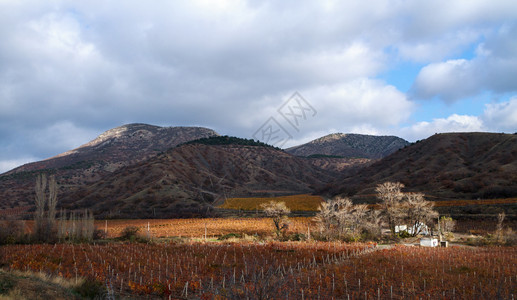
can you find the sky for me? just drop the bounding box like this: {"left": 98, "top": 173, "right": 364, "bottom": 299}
{"left": 1, "top": 0, "right": 517, "bottom": 173}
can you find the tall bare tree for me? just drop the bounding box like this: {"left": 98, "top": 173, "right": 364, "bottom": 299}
{"left": 376, "top": 182, "right": 405, "bottom": 235}
{"left": 260, "top": 201, "right": 290, "bottom": 237}
{"left": 33, "top": 174, "right": 58, "bottom": 242}
{"left": 48, "top": 175, "right": 58, "bottom": 223}
{"left": 403, "top": 192, "right": 438, "bottom": 236}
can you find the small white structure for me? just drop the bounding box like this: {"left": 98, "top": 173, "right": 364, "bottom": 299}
{"left": 395, "top": 222, "right": 431, "bottom": 235}
{"left": 395, "top": 225, "right": 407, "bottom": 233}
{"left": 420, "top": 238, "right": 438, "bottom": 247}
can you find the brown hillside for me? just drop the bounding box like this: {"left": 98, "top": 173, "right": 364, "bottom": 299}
{"left": 0, "top": 124, "right": 218, "bottom": 209}
{"left": 323, "top": 132, "right": 517, "bottom": 201}
{"left": 60, "top": 144, "right": 336, "bottom": 218}
{"left": 286, "top": 133, "right": 409, "bottom": 159}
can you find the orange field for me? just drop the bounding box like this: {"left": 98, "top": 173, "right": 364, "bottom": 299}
{"left": 96, "top": 217, "right": 314, "bottom": 239}
{"left": 219, "top": 194, "right": 324, "bottom": 211}
{"left": 1, "top": 243, "right": 515, "bottom": 299}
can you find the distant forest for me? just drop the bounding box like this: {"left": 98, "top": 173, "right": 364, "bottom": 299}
{"left": 183, "top": 135, "right": 280, "bottom": 149}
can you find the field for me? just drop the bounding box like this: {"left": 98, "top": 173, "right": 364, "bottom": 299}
{"left": 219, "top": 194, "right": 324, "bottom": 211}
{"left": 1, "top": 242, "right": 515, "bottom": 299}
{"left": 95, "top": 217, "right": 313, "bottom": 239}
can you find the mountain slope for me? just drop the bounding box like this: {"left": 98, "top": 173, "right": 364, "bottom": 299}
{"left": 286, "top": 133, "right": 409, "bottom": 159}
{"left": 0, "top": 124, "right": 218, "bottom": 209}
{"left": 60, "top": 144, "right": 336, "bottom": 218}
{"left": 323, "top": 132, "right": 517, "bottom": 201}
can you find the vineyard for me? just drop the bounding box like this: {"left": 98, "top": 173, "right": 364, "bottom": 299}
{"left": 1, "top": 242, "right": 515, "bottom": 299}
{"left": 219, "top": 194, "right": 324, "bottom": 211}
{"left": 93, "top": 217, "right": 313, "bottom": 239}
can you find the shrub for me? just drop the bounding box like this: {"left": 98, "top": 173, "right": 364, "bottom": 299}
{"left": 0, "top": 220, "right": 27, "bottom": 245}
{"left": 397, "top": 230, "right": 411, "bottom": 239}
{"left": 73, "top": 279, "right": 106, "bottom": 299}
{"left": 218, "top": 233, "right": 242, "bottom": 241}
{"left": 0, "top": 276, "right": 15, "bottom": 294}
{"left": 119, "top": 226, "right": 140, "bottom": 241}
{"left": 93, "top": 228, "right": 107, "bottom": 240}
{"left": 284, "top": 233, "right": 307, "bottom": 241}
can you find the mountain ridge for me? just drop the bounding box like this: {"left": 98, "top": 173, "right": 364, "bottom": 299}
{"left": 286, "top": 133, "right": 409, "bottom": 159}
{"left": 322, "top": 132, "right": 517, "bottom": 202}
{"left": 59, "top": 143, "right": 337, "bottom": 218}
{"left": 0, "top": 124, "right": 219, "bottom": 209}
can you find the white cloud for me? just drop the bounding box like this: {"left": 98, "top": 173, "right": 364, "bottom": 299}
{"left": 411, "top": 23, "right": 517, "bottom": 102}
{"left": 0, "top": 158, "right": 39, "bottom": 174}
{"left": 482, "top": 97, "right": 517, "bottom": 132}
{"left": 411, "top": 59, "right": 477, "bottom": 101}
{"left": 1, "top": 0, "right": 517, "bottom": 168}
{"left": 400, "top": 97, "right": 517, "bottom": 141}
{"left": 400, "top": 114, "right": 484, "bottom": 141}
{"left": 278, "top": 79, "right": 414, "bottom": 140}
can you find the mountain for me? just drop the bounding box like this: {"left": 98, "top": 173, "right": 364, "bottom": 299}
{"left": 0, "top": 124, "right": 218, "bottom": 209}
{"left": 286, "top": 133, "right": 410, "bottom": 159}
{"left": 59, "top": 143, "right": 336, "bottom": 218}
{"left": 323, "top": 132, "right": 517, "bottom": 202}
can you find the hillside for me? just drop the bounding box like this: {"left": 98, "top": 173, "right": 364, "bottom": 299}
{"left": 323, "top": 132, "right": 517, "bottom": 202}
{"left": 286, "top": 133, "right": 409, "bottom": 159}
{"left": 0, "top": 124, "right": 218, "bottom": 209}
{"left": 59, "top": 143, "right": 336, "bottom": 218}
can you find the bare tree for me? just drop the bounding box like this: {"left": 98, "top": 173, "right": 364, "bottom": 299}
{"left": 33, "top": 174, "right": 58, "bottom": 242}
{"left": 48, "top": 175, "right": 58, "bottom": 223}
{"left": 376, "top": 182, "right": 405, "bottom": 235}
{"left": 438, "top": 216, "right": 456, "bottom": 234}
{"left": 260, "top": 201, "right": 290, "bottom": 237}
{"left": 314, "top": 197, "right": 382, "bottom": 241}
{"left": 403, "top": 192, "right": 438, "bottom": 236}
{"left": 313, "top": 200, "right": 335, "bottom": 238}
{"left": 495, "top": 212, "right": 506, "bottom": 243}
{"left": 365, "top": 209, "right": 384, "bottom": 238}
{"left": 34, "top": 174, "right": 47, "bottom": 240}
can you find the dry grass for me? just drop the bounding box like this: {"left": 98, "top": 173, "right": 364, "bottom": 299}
{"left": 219, "top": 194, "right": 323, "bottom": 211}
{"left": 95, "top": 217, "right": 314, "bottom": 238}
{"left": 0, "top": 269, "right": 84, "bottom": 300}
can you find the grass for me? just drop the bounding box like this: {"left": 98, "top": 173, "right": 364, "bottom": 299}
{"left": 219, "top": 194, "right": 324, "bottom": 211}
{"left": 0, "top": 269, "right": 104, "bottom": 300}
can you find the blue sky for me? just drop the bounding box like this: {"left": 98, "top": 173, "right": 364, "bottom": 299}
{"left": 1, "top": 0, "right": 517, "bottom": 173}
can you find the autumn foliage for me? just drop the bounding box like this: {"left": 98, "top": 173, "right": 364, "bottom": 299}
{"left": 1, "top": 242, "right": 515, "bottom": 299}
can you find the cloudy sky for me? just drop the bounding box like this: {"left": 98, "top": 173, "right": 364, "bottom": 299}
{"left": 1, "top": 0, "right": 517, "bottom": 173}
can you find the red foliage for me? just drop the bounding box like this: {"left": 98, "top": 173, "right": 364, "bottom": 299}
{"left": 1, "top": 242, "right": 515, "bottom": 299}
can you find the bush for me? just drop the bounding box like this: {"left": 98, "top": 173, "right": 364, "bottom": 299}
{"left": 0, "top": 220, "right": 27, "bottom": 245}
{"left": 93, "top": 228, "right": 107, "bottom": 240}
{"left": 218, "top": 233, "right": 242, "bottom": 241}
{"left": 283, "top": 233, "right": 307, "bottom": 241}
{"left": 119, "top": 226, "right": 140, "bottom": 241}
{"left": 0, "top": 276, "right": 15, "bottom": 294}
{"left": 73, "top": 279, "right": 106, "bottom": 299}
{"left": 397, "top": 230, "right": 411, "bottom": 239}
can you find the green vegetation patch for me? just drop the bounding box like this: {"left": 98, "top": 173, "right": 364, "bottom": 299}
{"left": 0, "top": 275, "right": 15, "bottom": 294}
{"left": 182, "top": 135, "right": 280, "bottom": 149}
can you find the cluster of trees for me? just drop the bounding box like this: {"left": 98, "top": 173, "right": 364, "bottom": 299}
{"left": 376, "top": 182, "right": 438, "bottom": 236}
{"left": 184, "top": 135, "right": 280, "bottom": 149}
{"left": 0, "top": 174, "right": 96, "bottom": 245}
{"left": 313, "top": 182, "right": 439, "bottom": 241}
{"left": 314, "top": 197, "right": 382, "bottom": 241}
{"left": 260, "top": 182, "right": 440, "bottom": 241}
